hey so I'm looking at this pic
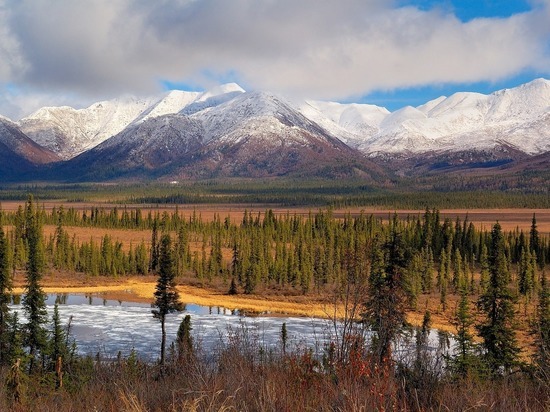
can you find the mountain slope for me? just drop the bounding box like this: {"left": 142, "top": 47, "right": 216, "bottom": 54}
{"left": 181, "top": 91, "right": 384, "bottom": 179}
{"left": 54, "top": 91, "right": 385, "bottom": 181}
{"left": 359, "top": 78, "right": 550, "bottom": 155}
{"left": 1, "top": 78, "right": 549, "bottom": 182}
{"left": 58, "top": 114, "right": 205, "bottom": 180}
{"left": 19, "top": 96, "right": 157, "bottom": 160}
{"left": 297, "top": 78, "right": 550, "bottom": 157}
{"left": 0, "top": 116, "right": 60, "bottom": 179}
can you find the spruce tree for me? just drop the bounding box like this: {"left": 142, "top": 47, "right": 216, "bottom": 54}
{"left": 530, "top": 214, "right": 543, "bottom": 268}
{"left": 477, "top": 223, "right": 520, "bottom": 374}
{"left": 281, "top": 322, "right": 288, "bottom": 354}
{"left": 450, "top": 278, "right": 477, "bottom": 378}
{"left": 532, "top": 271, "right": 549, "bottom": 377}
{"left": 49, "top": 303, "right": 70, "bottom": 389}
{"left": 518, "top": 248, "right": 535, "bottom": 297}
{"left": 22, "top": 196, "right": 48, "bottom": 373}
{"left": 150, "top": 218, "right": 160, "bottom": 273}
{"left": 363, "top": 227, "right": 409, "bottom": 363}
{"left": 479, "top": 244, "right": 490, "bottom": 293}
{"left": 49, "top": 303, "right": 68, "bottom": 368}
{"left": 0, "top": 225, "right": 11, "bottom": 366}
{"left": 152, "top": 234, "right": 184, "bottom": 368}
{"left": 228, "top": 277, "right": 238, "bottom": 295}
{"left": 176, "top": 315, "right": 193, "bottom": 362}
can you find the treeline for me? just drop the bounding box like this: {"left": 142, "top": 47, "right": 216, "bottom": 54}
{"left": 1, "top": 178, "right": 550, "bottom": 208}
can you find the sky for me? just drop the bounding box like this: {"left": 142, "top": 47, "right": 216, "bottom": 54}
{"left": 0, "top": 0, "right": 549, "bottom": 119}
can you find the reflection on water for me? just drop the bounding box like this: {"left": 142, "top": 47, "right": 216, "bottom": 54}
{"left": 9, "top": 293, "right": 331, "bottom": 361}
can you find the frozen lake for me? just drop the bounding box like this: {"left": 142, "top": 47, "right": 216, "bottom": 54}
{"left": 10, "top": 294, "right": 335, "bottom": 361}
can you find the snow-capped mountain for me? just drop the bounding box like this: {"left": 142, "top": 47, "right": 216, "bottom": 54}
{"left": 59, "top": 114, "right": 205, "bottom": 180}
{"left": 59, "top": 91, "right": 382, "bottom": 180}
{"left": 297, "top": 100, "right": 390, "bottom": 147}
{"left": 1, "top": 78, "right": 549, "bottom": 181}
{"left": 304, "top": 78, "right": 550, "bottom": 156}
{"left": 18, "top": 96, "right": 157, "bottom": 160}
{"left": 17, "top": 83, "right": 245, "bottom": 160}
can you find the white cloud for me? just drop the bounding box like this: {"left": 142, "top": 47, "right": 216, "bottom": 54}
{"left": 0, "top": 0, "right": 549, "bottom": 118}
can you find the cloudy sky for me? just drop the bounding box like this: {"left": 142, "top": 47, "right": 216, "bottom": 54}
{"left": 0, "top": 0, "right": 549, "bottom": 119}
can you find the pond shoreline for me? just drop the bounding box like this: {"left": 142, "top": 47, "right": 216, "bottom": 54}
{"left": 12, "top": 272, "right": 458, "bottom": 334}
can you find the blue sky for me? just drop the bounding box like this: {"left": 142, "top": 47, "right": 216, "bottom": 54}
{"left": 0, "top": 0, "right": 549, "bottom": 118}
{"left": 398, "top": 0, "right": 533, "bottom": 21}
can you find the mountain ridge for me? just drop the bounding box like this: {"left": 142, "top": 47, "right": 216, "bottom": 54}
{"left": 0, "top": 78, "right": 548, "bottom": 182}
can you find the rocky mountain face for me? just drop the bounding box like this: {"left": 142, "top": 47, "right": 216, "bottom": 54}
{"left": 0, "top": 78, "right": 548, "bottom": 181}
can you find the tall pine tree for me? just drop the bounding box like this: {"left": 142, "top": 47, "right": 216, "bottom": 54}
{"left": 22, "top": 196, "right": 48, "bottom": 373}
{"left": 0, "top": 225, "right": 11, "bottom": 366}
{"left": 477, "top": 223, "right": 520, "bottom": 374}
{"left": 532, "top": 271, "right": 549, "bottom": 377}
{"left": 363, "top": 225, "right": 410, "bottom": 363}
{"left": 152, "top": 234, "right": 183, "bottom": 368}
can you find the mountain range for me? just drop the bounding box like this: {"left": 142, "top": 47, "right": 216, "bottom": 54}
{"left": 1, "top": 79, "right": 549, "bottom": 182}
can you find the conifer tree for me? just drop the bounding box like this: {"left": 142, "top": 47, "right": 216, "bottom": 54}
{"left": 0, "top": 225, "right": 11, "bottom": 366}
{"left": 518, "top": 248, "right": 535, "bottom": 297}
{"left": 281, "top": 322, "right": 288, "bottom": 354}
{"left": 176, "top": 315, "right": 193, "bottom": 362}
{"left": 363, "top": 227, "right": 409, "bottom": 363}
{"left": 420, "top": 246, "right": 434, "bottom": 293}
{"left": 150, "top": 218, "right": 160, "bottom": 273}
{"left": 530, "top": 214, "right": 543, "bottom": 268}
{"left": 49, "top": 303, "right": 71, "bottom": 388}
{"left": 152, "top": 234, "right": 183, "bottom": 368}
{"left": 477, "top": 223, "right": 520, "bottom": 374}
{"left": 22, "top": 196, "right": 48, "bottom": 373}
{"left": 479, "top": 244, "right": 490, "bottom": 293}
{"left": 532, "top": 271, "right": 549, "bottom": 377}
{"left": 228, "top": 277, "right": 238, "bottom": 295}
{"left": 452, "top": 248, "right": 463, "bottom": 290}
{"left": 175, "top": 225, "right": 188, "bottom": 277}
{"left": 450, "top": 278, "right": 477, "bottom": 378}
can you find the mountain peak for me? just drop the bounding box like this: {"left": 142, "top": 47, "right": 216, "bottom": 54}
{"left": 197, "top": 83, "right": 245, "bottom": 102}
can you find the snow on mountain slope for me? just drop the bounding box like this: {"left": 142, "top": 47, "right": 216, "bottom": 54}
{"left": 8, "top": 78, "right": 550, "bottom": 166}
{"left": 179, "top": 91, "right": 382, "bottom": 179}
{"left": 57, "top": 90, "right": 381, "bottom": 180}
{"left": 136, "top": 90, "right": 201, "bottom": 122}
{"left": 361, "top": 78, "right": 550, "bottom": 155}
{"left": 18, "top": 84, "right": 246, "bottom": 160}
{"left": 19, "top": 96, "right": 157, "bottom": 159}
{"left": 196, "top": 83, "right": 245, "bottom": 102}
{"left": 297, "top": 100, "right": 390, "bottom": 147}
{"left": 63, "top": 114, "right": 205, "bottom": 180}
{"left": 193, "top": 91, "right": 335, "bottom": 145}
